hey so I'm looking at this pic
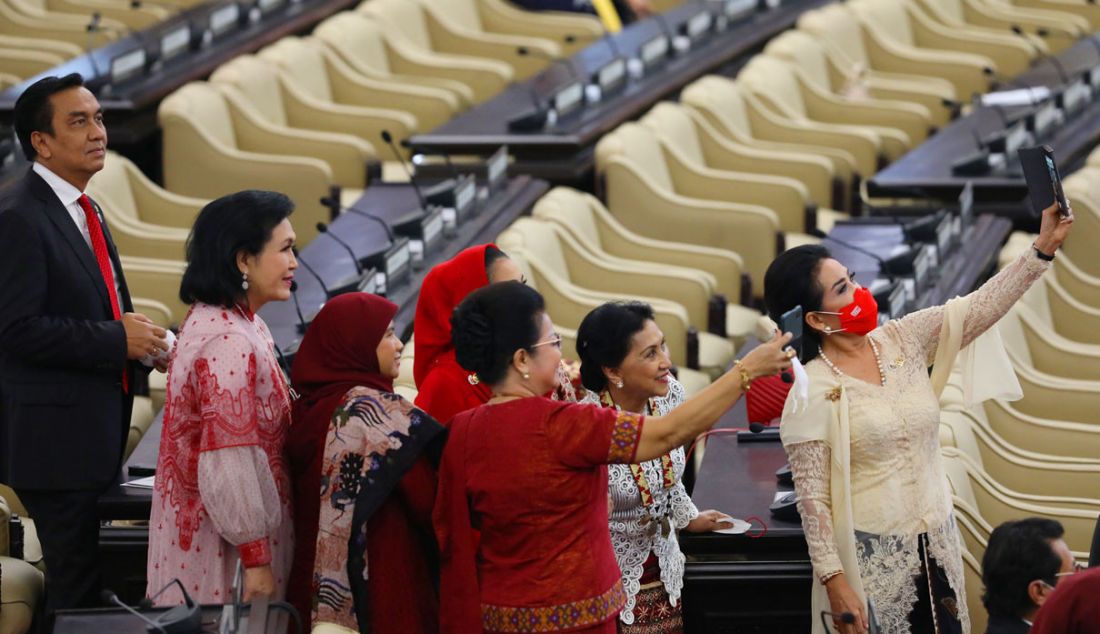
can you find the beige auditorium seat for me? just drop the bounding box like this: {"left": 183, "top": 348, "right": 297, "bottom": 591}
{"left": 0, "top": 34, "right": 83, "bottom": 60}
{"left": 259, "top": 37, "right": 450, "bottom": 145}
{"left": 1, "top": 73, "right": 21, "bottom": 91}
{"left": 313, "top": 13, "right": 470, "bottom": 111}
{"left": 807, "top": 0, "right": 992, "bottom": 98}
{"left": 734, "top": 58, "right": 912, "bottom": 167}
{"left": 795, "top": 4, "right": 960, "bottom": 116}
{"left": 476, "top": 0, "right": 603, "bottom": 55}
{"left": 0, "top": 0, "right": 118, "bottom": 49}
{"left": 410, "top": 0, "right": 560, "bottom": 79}
{"left": 848, "top": 0, "right": 1032, "bottom": 78}
{"left": 958, "top": 541, "right": 987, "bottom": 634}
{"left": 1051, "top": 253, "right": 1100, "bottom": 309}
{"left": 355, "top": 0, "right": 519, "bottom": 87}
{"left": 86, "top": 151, "right": 203, "bottom": 261}
{"left": 1000, "top": 303, "right": 1100, "bottom": 381}
{"left": 120, "top": 255, "right": 189, "bottom": 326}
{"left": 41, "top": 0, "right": 171, "bottom": 30}
{"left": 211, "top": 53, "right": 393, "bottom": 170}
{"left": 498, "top": 219, "right": 736, "bottom": 375}
{"left": 942, "top": 447, "right": 1099, "bottom": 552}
{"left": 133, "top": 297, "right": 175, "bottom": 329}
{"left": 127, "top": 394, "right": 155, "bottom": 460}
{"left": 0, "top": 48, "right": 67, "bottom": 82}
{"left": 765, "top": 30, "right": 953, "bottom": 129}
{"left": 323, "top": 12, "right": 504, "bottom": 107}
{"left": 940, "top": 409, "right": 1100, "bottom": 498}
{"left": 158, "top": 82, "right": 352, "bottom": 245}
{"left": 3, "top": 0, "right": 130, "bottom": 33}
{"left": 914, "top": 0, "right": 1082, "bottom": 54}
{"left": 0, "top": 495, "right": 44, "bottom": 634}
{"left": 640, "top": 102, "right": 849, "bottom": 237}
{"left": 983, "top": 398, "right": 1100, "bottom": 460}
{"left": 500, "top": 246, "right": 714, "bottom": 394}
{"left": 1008, "top": 0, "right": 1100, "bottom": 29}
{"left": 1061, "top": 169, "right": 1100, "bottom": 279}
{"left": 680, "top": 75, "right": 858, "bottom": 210}
{"left": 1017, "top": 273, "right": 1100, "bottom": 346}
{"left": 530, "top": 187, "right": 761, "bottom": 342}
{"left": 595, "top": 122, "right": 780, "bottom": 296}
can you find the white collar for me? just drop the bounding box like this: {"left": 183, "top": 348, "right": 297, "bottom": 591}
{"left": 32, "top": 162, "right": 85, "bottom": 208}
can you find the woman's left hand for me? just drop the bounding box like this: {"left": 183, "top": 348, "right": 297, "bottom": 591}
{"left": 1033, "top": 200, "right": 1075, "bottom": 257}
{"left": 686, "top": 509, "right": 734, "bottom": 532}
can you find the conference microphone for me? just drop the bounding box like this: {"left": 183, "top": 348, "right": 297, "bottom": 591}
{"left": 321, "top": 192, "right": 395, "bottom": 242}
{"left": 315, "top": 222, "right": 364, "bottom": 275}
{"left": 380, "top": 130, "right": 433, "bottom": 211}
{"left": 289, "top": 280, "right": 311, "bottom": 336}
{"left": 516, "top": 46, "right": 583, "bottom": 84}
{"left": 377, "top": 132, "right": 452, "bottom": 250}
{"left": 318, "top": 192, "right": 412, "bottom": 291}
{"left": 820, "top": 234, "right": 901, "bottom": 284}
{"left": 103, "top": 589, "right": 168, "bottom": 634}
{"left": 292, "top": 247, "right": 339, "bottom": 299}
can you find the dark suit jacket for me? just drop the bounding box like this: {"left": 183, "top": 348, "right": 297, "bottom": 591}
{"left": 986, "top": 614, "right": 1032, "bottom": 634}
{"left": 0, "top": 167, "right": 137, "bottom": 491}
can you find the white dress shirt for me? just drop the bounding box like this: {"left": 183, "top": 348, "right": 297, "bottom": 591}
{"left": 33, "top": 162, "right": 124, "bottom": 308}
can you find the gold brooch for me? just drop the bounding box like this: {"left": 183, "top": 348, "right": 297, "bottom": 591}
{"left": 826, "top": 386, "right": 843, "bottom": 402}
{"left": 467, "top": 373, "right": 480, "bottom": 385}
{"left": 891, "top": 356, "right": 905, "bottom": 369}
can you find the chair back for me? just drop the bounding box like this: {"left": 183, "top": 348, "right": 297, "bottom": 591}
{"left": 681, "top": 75, "right": 756, "bottom": 142}
{"left": 764, "top": 30, "right": 835, "bottom": 92}
{"left": 315, "top": 12, "right": 392, "bottom": 76}
{"left": 359, "top": 0, "right": 434, "bottom": 51}
{"left": 259, "top": 37, "right": 335, "bottom": 103}
{"left": 641, "top": 102, "right": 708, "bottom": 167}
{"left": 738, "top": 56, "right": 809, "bottom": 118}
{"left": 210, "top": 55, "right": 290, "bottom": 126}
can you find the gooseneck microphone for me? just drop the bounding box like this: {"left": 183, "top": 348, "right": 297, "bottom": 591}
{"left": 320, "top": 193, "right": 396, "bottom": 242}
{"left": 819, "top": 235, "right": 900, "bottom": 284}
{"left": 315, "top": 221, "right": 363, "bottom": 274}
{"left": 292, "top": 247, "right": 335, "bottom": 299}
{"left": 380, "top": 130, "right": 431, "bottom": 212}
{"left": 102, "top": 590, "right": 167, "bottom": 633}
{"left": 289, "top": 280, "right": 309, "bottom": 336}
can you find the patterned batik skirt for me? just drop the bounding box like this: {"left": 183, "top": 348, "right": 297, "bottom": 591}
{"left": 618, "top": 554, "right": 684, "bottom": 634}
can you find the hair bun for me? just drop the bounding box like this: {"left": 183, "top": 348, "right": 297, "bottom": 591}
{"left": 451, "top": 300, "right": 494, "bottom": 375}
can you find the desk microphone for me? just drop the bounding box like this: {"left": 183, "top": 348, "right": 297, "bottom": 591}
{"left": 516, "top": 46, "right": 583, "bottom": 84}
{"left": 380, "top": 130, "right": 431, "bottom": 211}
{"left": 103, "top": 590, "right": 167, "bottom": 633}
{"left": 320, "top": 192, "right": 396, "bottom": 242}
{"left": 820, "top": 234, "right": 901, "bottom": 283}
{"left": 289, "top": 280, "right": 310, "bottom": 335}
{"left": 315, "top": 221, "right": 363, "bottom": 274}
{"left": 292, "top": 247, "right": 335, "bottom": 299}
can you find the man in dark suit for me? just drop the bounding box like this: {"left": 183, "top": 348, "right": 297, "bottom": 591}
{"left": 982, "top": 518, "right": 1077, "bottom": 634}
{"left": 0, "top": 74, "right": 168, "bottom": 613}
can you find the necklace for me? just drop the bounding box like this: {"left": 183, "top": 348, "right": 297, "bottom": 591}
{"left": 817, "top": 337, "right": 887, "bottom": 387}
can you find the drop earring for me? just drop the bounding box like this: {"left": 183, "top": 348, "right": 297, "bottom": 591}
{"left": 823, "top": 325, "right": 832, "bottom": 334}
{"left": 523, "top": 372, "right": 530, "bottom": 380}
{"left": 616, "top": 380, "right": 624, "bottom": 389}
{"left": 241, "top": 272, "right": 249, "bottom": 291}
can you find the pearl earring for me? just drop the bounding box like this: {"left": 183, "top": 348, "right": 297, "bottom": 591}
{"left": 823, "top": 325, "right": 832, "bottom": 334}
{"left": 241, "top": 272, "right": 249, "bottom": 291}
{"left": 523, "top": 372, "right": 530, "bottom": 380}
{"left": 616, "top": 380, "right": 624, "bottom": 388}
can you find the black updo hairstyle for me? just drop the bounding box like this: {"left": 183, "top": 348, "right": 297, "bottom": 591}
{"left": 576, "top": 301, "right": 656, "bottom": 393}
{"left": 451, "top": 281, "right": 546, "bottom": 385}
{"left": 180, "top": 190, "right": 295, "bottom": 308}
{"left": 484, "top": 245, "right": 508, "bottom": 276}
{"left": 763, "top": 244, "right": 831, "bottom": 363}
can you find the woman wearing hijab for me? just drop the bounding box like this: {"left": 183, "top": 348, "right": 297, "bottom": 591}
{"left": 286, "top": 293, "right": 445, "bottom": 632}
{"left": 413, "top": 244, "right": 524, "bottom": 424}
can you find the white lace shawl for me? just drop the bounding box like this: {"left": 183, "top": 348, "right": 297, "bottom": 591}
{"left": 581, "top": 378, "right": 699, "bottom": 624}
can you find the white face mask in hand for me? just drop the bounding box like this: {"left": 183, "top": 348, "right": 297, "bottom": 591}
{"left": 788, "top": 356, "right": 810, "bottom": 415}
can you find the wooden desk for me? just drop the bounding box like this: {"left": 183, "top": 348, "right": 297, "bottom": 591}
{"left": 680, "top": 214, "right": 1009, "bottom": 630}
{"left": 0, "top": 0, "right": 358, "bottom": 179}
{"left": 870, "top": 36, "right": 1100, "bottom": 221}
{"left": 409, "top": 0, "right": 829, "bottom": 185}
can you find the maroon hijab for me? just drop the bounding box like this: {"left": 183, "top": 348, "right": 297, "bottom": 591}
{"left": 286, "top": 292, "right": 398, "bottom": 622}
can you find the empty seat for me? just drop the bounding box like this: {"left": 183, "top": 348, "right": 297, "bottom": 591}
{"left": 0, "top": 47, "right": 67, "bottom": 82}
{"left": 158, "top": 82, "right": 358, "bottom": 245}
{"left": 764, "top": 29, "right": 951, "bottom": 129}
{"left": 120, "top": 255, "right": 189, "bottom": 326}
{"left": 313, "top": 12, "right": 471, "bottom": 109}
{"left": 641, "top": 101, "right": 850, "bottom": 237}
{"left": 914, "top": 0, "right": 1081, "bottom": 53}
{"left": 595, "top": 122, "right": 781, "bottom": 296}
{"left": 0, "top": 0, "right": 118, "bottom": 49}
{"left": 475, "top": 0, "right": 603, "bottom": 55}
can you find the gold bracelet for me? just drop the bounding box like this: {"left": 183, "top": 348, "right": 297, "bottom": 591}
{"left": 733, "top": 359, "right": 753, "bottom": 392}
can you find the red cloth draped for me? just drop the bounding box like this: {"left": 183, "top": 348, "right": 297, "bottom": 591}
{"left": 286, "top": 293, "right": 400, "bottom": 627}
{"left": 413, "top": 244, "right": 496, "bottom": 422}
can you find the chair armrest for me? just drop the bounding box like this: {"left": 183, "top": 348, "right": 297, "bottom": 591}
{"left": 743, "top": 94, "right": 879, "bottom": 176}
{"left": 864, "top": 79, "right": 954, "bottom": 126}
{"left": 125, "top": 165, "right": 205, "bottom": 229}
{"left": 999, "top": 0, "right": 1092, "bottom": 31}
{"left": 420, "top": 5, "right": 555, "bottom": 78}
{"left": 601, "top": 158, "right": 779, "bottom": 294}
{"left": 478, "top": 0, "right": 602, "bottom": 47}
{"left": 599, "top": 230, "right": 746, "bottom": 302}
{"left": 662, "top": 145, "right": 811, "bottom": 235}
{"left": 382, "top": 35, "right": 512, "bottom": 103}
{"left": 222, "top": 89, "right": 371, "bottom": 188}
{"left": 321, "top": 50, "right": 453, "bottom": 131}
{"left": 860, "top": 29, "right": 992, "bottom": 98}
{"left": 131, "top": 297, "right": 175, "bottom": 328}
{"left": 984, "top": 399, "right": 1100, "bottom": 460}
{"left": 798, "top": 77, "right": 931, "bottom": 143}
{"left": 49, "top": 0, "right": 166, "bottom": 28}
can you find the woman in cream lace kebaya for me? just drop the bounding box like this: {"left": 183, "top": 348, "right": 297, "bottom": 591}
{"left": 577, "top": 302, "right": 732, "bottom": 634}
{"left": 764, "top": 202, "right": 1073, "bottom": 634}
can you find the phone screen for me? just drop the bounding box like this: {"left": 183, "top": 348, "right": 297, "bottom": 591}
{"left": 780, "top": 306, "right": 803, "bottom": 357}
{"left": 1044, "top": 153, "right": 1069, "bottom": 217}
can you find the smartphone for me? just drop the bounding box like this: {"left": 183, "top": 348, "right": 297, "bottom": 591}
{"left": 1043, "top": 152, "right": 1070, "bottom": 217}
{"left": 1018, "top": 145, "right": 1070, "bottom": 217}
{"left": 780, "top": 305, "right": 804, "bottom": 358}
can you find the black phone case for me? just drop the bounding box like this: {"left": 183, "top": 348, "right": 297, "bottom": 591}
{"left": 1018, "top": 145, "right": 1067, "bottom": 216}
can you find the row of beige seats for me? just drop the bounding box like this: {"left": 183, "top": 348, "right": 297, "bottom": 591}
{"left": 935, "top": 199, "right": 1100, "bottom": 631}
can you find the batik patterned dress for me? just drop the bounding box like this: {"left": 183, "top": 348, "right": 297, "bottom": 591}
{"left": 147, "top": 302, "right": 294, "bottom": 605}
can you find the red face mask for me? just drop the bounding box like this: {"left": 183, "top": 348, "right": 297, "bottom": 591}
{"left": 819, "top": 287, "right": 879, "bottom": 336}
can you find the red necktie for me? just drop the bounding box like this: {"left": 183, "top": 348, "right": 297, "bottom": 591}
{"left": 78, "top": 194, "right": 128, "bottom": 393}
